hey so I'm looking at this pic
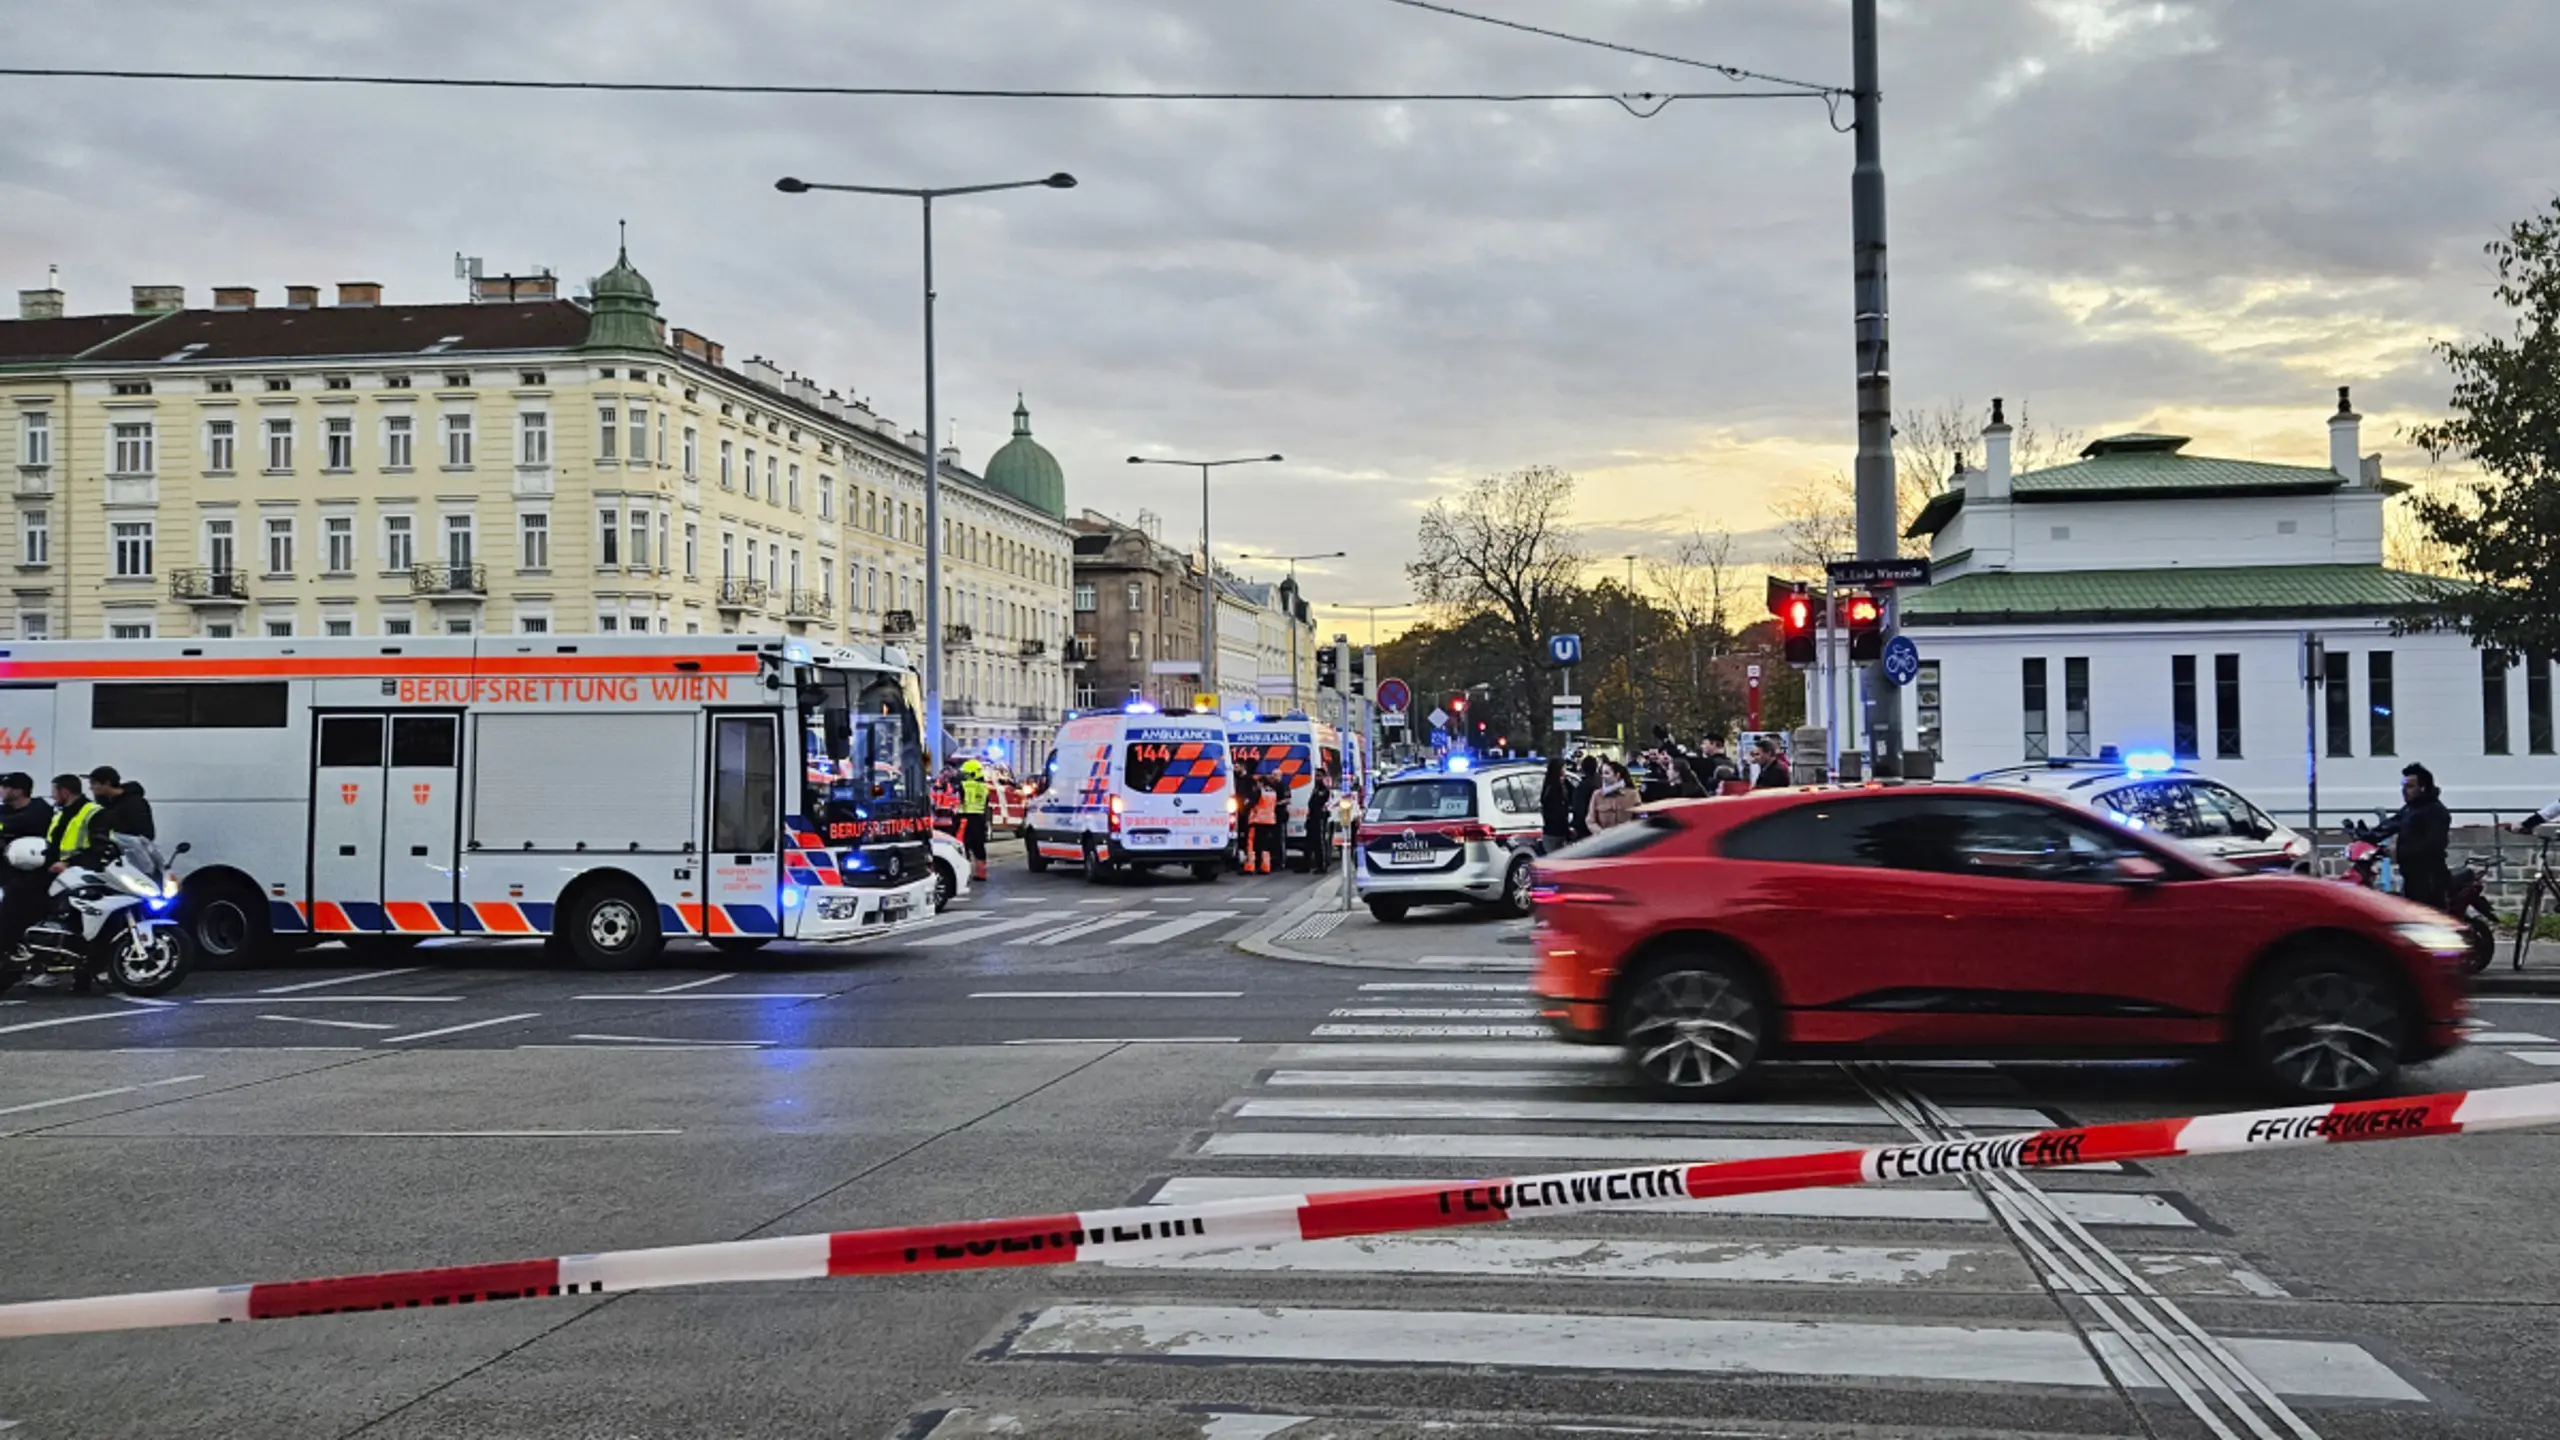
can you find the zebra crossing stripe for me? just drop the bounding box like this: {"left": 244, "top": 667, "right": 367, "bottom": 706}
{"left": 904, "top": 913, "right": 1078, "bottom": 948}
{"left": 1309, "top": 1025, "right": 1550, "bottom": 1039}
{"left": 1230, "top": 1097, "right": 2059, "bottom": 1129}
{"left": 1145, "top": 1175, "right": 2188, "bottom": 1226}
{"left": 5, "top": 1080, "right": 2548, "bottom": 1339}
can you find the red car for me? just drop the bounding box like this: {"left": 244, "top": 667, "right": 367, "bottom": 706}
{"left": 1531, "top": 785, "right": 2471, "bottom": 1101}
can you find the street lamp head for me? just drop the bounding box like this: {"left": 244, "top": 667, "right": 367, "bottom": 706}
{"left": 1126, "top": 455, "right": 1146, "bottom": 464}
{"left": 1266, "top": 454, "right": 1285, "bottom": 463}
{"left": 1045, "top": 172, "right": 1079, "bottom": 189}
{"left": 774, "top": 176, "right": 810, "bottom": 194}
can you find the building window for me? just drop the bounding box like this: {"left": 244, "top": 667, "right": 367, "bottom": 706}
{"left": 788, "top": 549, "right": 803, "bottom": 593}
{"left": 865, "top": 565, "right": 877, "bottom": 611}
{"left": 324, "top": 616, "right": 354, "bottom": 637}
{"left": 2021, "top": 658, "right": 2048, "bottom": 760}
{"left": 1914, "top": 660, "right": 1942, "bottom": 761}
{"left": 265, "top": 618, "right": 294, "bottom": 638}
{"left": 599, "top": 615, "right": 619, "bottom": 634}
{"left": 206, "top": 419, "right": 236, "bottom": 473}
{"left": 2169, "top": 655, "right": 2198, "bottom": 759}
{"left": 628, "top": 407, "right": 648, "bottom": 463}
{"left": 2214, "top": 654, "right": 2242, "bottom": 758}
{"left": 19, "top": 411, "right": 48, "bottom": 467}
{"left": 1127, "top": 630, "right": 1145, "bottom": 661}
{"left": 1074, "top": 582, "right": 1097, "bottom": 613}
{"left": 384, "top": 515, "right": 415, "bottom": 572}
{"left": 442, "top": 372, "right": 468, "bottom": 390}
{"left": 766, "top": 543, "right": 780, "bottom": 592}
{"left": 596, "top": 407, "right": 618, "bottom": 461}
{"left": 2483, "top": 652, "right": 2513, "bottom": 755}
{"left": 598, "top": 508, "right": 620, "bottom": 566}
{"left": 519, "top": 616, "right": 550, "bottom": 635}
{"left": 112, "top": 521, "right": 154, "bottom": 578}
{"left": 719, "top": 439, "right": 733, "bottom": 489}
{"left": 2532, "top": 654, "right": 2555, "bottom": 757}
{"left": 721, "top": 532, "right": 734, "bottom": 579}
{"left": 2368, "top": 651, "right": 2396, "bottom": 757}
{"left": 443, "top": 413, "right": 473, "bottom": 467}
{"left": 1126, "top": 580, "right": 1144, "bottom": 610}
{"left": 263, "top": 417, "right": 294, "bottom": 471}
{"left": 383, "top": 616, "right": 413, "bottom": 636}
{"left": 657, "top": 412, "right": 667, "bottom": 466}
{"left": 327, "top": 376, "right": 353, "bottom": 391}
{"left": 384, "top": 414, "right": 413, "bottom": 469}
{"left": 323, "top": 415, "right": 354, "bottom": 471}
{"left": 628, "top": 509, "right": 649, "bottom": 570}
{"left": 656, "top": 513, "right": 669, "bottom": 573}
{"left": 683, "top": 427, "right": 698, "bottom": 479}
{"left": 110, "top": 421, "right": 155, "bottom": 475}
{"left": 112, "top": 380, "right": 153, "bottom": 397}
{"left": 819, "top": 475, "right": 834, "bottom": 520}
{"left": 108, "top": 621, "right": 154, "bottom": 640}
{"left": 385, "top": 375, "right": 410, "bottom": 390}
{"left": 2062, "top": 657, "right": 2090, "bottom": 758}
{"left": 266, "top": 377, "right": 291, "bottom": 393}
{"left": 743, "top": 447, "right": 757, "bottom": 499}
{"left": 444, "top": 515, "right": 473, "bottom": 568}
{"left": 324, "top": 515, "right": 354, "bottom": 575}
{"left": 787, "top": 464, "right": 801, "bottom": 511}
{"left": 821, "top": 558, "right": 834, "bottom": 605}
{"left": 2324, "top": 649, "right": 2353, "bottom": 758}
{"left": 264, "top": 516, "right": 294, "bottom": 576}
{"left": 20, "top": 510, "right": 46, "bottom": 567}
{"left": 766, "top": 456, "right": 778, "bottom": 502}
{"left": 520, "top": 411, "right": 550, "bottom": 466}
{"left": 744, "top": 538, "right": 758, "bottom": 587}
{"left": 683, "top": 523, "right": 698, "bottom": 578}
{"left": 519, "top": 512, "right": 550, "bottom": 570}
{"left": 204, "top": 518, "right": 234, "bottom": 576}
{"left": 19, "top": 613, "right": 47, "bottom": 639}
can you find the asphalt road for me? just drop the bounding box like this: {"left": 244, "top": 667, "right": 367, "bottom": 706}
{"left": 5, "top": 863, "right": 2560, "bottom": 1439}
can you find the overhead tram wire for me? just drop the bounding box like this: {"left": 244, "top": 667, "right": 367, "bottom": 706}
{"left": 1376, "top": 0, "right": 1845, "bottom": 96}
{"left": 0, "top": 68, "right": 1831, "bottom": 117}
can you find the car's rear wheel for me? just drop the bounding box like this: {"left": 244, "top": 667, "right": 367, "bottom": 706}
{"left": 1191, "top": 861, "right": 1221, "bottom": 882}
{"left": 1620, "top": 952, "right": 1767, "bottom": 1100}
{"left": 2241, "top": 947, "right": 2407, "bottom": 1101}
{"left": 1082, "top": 839, "right": 1111, "bottom": 884}
{"left": 1366, "top": 898, "right": 1408, "bottom": 923}
{"left": 1492, "top": 854, "right": 1534, "bottom": 917}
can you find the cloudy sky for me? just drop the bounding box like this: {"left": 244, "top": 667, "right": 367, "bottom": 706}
{"left": 3, "top": 0, "right": 2545, "bottom": 634}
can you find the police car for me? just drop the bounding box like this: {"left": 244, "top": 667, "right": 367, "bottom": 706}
{"left": 1968, "top": 751, "right": 2313, "bottom": 872}
{"left": 1354, "top": 756, "right": 1546, "bottom": 921}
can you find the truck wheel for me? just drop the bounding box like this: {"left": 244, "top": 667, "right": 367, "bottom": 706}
{"left": 184, "top": 881, "right": 269, "bottom": 969}
{"left": 560, "top": 880, "right": 665, "bottom": 971}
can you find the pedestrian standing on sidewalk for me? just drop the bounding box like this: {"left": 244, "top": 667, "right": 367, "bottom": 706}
{"left": 1247, "top": 771, "right": 1281, "bottom": 874}
{"left": 1305, "top": 769, "right": 1334, "bottom": 872}
{"left": 1539, "top": 755, "right": 1575, "bottom": 855}
{"left": 1267, "top": 774, "right": 1293, "bottom": 875}
{"left": 1586, "top": 760, "right": 1636, "bottom": 832}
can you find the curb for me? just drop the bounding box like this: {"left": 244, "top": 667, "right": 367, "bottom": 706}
{"left": 1234, "top": 877, "right": 1374, "bottom": 967}
{"left": 2472, "top": 973, "right": 2560, "bottom": 998}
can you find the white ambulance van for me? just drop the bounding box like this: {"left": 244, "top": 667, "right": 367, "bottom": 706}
{"left": 1025, "top": 706, "right": 1235, "bottom": 882}
{"left": 1228, "top": 715, "right": 1350, "bottom": 871}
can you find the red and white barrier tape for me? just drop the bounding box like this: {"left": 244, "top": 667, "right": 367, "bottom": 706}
{"left": 7, "top": 1079, "right": 2557, "bottom": 1341}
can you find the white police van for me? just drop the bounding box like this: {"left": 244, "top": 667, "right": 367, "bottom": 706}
{"left": 1026, "top": 705, "right": 1236, "bottom": 882}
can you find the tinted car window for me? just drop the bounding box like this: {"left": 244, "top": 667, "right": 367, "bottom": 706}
{"left": 1498, "top": 774, "right": 1543, "bottom": 815}
{"left": 1719, "top": 795, "right": 1929, "bottom": 867}
{"left": 2096, "top": 782, "right": 2192, "bottom": 837}
{"left": 1550, "top": 812, "right": 1681, "bottom": 860}
{"left": 1370, "top": 780, "right": 1477, "bottom": 821}
{"left": 2188, "top": 782, "right": 2268, "bottom": 840}
{"left": 1941, "top": 798, "right": 2132, "bottom": 881}
{"left": 1723, "top": 795, "right": 2134, "bottom": 882}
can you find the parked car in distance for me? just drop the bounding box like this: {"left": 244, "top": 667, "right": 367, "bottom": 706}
{"left": 1530, "top": 785, "right": 2470, "bottom": 1102}
{"left": 1356, "top": 759, "right": 1546, "bottom": 921}
{"left": 1968, "top": 756, "right": 2313, "bottom": 873}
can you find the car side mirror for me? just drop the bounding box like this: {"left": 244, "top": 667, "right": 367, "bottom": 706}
{"left": 171, "top": 841, "right": 191, "bottom": 857}
{"left": 2113, "top": 854, "right": 2166, "bottom": 886}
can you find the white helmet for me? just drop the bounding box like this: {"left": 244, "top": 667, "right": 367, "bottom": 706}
{"left": 6, "top": 836, "right": 44, "bottom": 871}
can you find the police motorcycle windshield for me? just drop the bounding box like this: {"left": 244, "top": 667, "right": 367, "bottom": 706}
{"left": 114, "top": 834, "right": 166, "bottom": 886}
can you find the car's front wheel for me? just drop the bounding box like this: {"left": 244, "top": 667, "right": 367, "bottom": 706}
{"left": 931, "top": 860, "right": 957, "bottom": 913}
{"left": 1620, "top": 952, "right": 1768, "bottom": 1100}
{"left": 2241, "top": 947, "right": 2407, "bottom": 1100}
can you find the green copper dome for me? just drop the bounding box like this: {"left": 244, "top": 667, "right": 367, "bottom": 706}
{"left": 581, "top": 238, "right": 665, "bottom": 352}
{"left": 981, "top": 394, "right": 1066, "bottom": 517}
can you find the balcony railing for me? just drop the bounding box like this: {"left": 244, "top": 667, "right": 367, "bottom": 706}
{"left": 169, "top": 568, "right": 250, "bottom": 604}
{"left": 716, "top": 579, "right": 768, "bottom": 611}
{"left": 944, "top": 624, "right": 974, "bottom": 646}
{"left": 1016, "top": 705, "right": 1047, "bottom": 721}
{"left": 784, "top": 589, "right": 832, "bottom": 621}
{"left": 1068, "top": 637, "right": 1098, "bottom": 662}
{"left": 1019, "top": 638, "right": 1047, "bottom": 658}
{"left": 408, "top": 563, "right": 488, "bottom": 596}
{"left": 882, "top": 609, "right": 917, "bottom": 635}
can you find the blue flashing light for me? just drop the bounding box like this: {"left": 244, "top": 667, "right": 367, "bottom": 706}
{"left": 783, "top": 885, "right": 802, "bottom": 909}
{"left": 987, "top": 739, "right": 1007, "bottom": 758}
{"left": 784, "top": 642, "right": 810, "bottom": 664}
{"left": 1123, "top": 700, "right": 1159, "bottom": 714}
{"left": 2123, "top": 750, "right": 2175, "bottom": 776}
{"left": 1447, "top": 755, "right": 1472, "bottom": 773}
{"left": 1227, "top": 709, "right": 1255, "bottom": 723}
{"left": 146, "top": 896, "right": 171, "bottom": 913}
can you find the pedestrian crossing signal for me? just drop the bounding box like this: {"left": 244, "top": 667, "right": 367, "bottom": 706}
{"left": 1845, "top": 594, "right": 1883, "bottom": 663}
{"left": 1781, "top": 587, "right": 1815, "bottom": 666}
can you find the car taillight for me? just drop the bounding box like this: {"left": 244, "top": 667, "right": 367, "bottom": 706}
{"left": 1530, "top": 884, "right": 1621, "bottom": 906}
{"left": 1454, "top": 822, "right": 1495, "bottom": 843}
{"left": 1109, "top": 795, "right": 1124, "bottom": 833}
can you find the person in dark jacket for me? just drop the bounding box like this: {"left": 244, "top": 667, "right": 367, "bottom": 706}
{"left": 1747, "top": 738, "right": 1793, "bottom": 790}
{"left": 1568, "top": 756, "right": 1601, "bottom": 842}
{"left": 1693, "top": 737, "right": 1741, "bottom": 793}
{"left": 1267, "top": 774, "right": 1293, "bottom": 874}
{"left": 0, "top": 772, "right": 53, "bottom": 960}
{"left": 2368, "top": 762, "right": 2453, "bottom": 909}
{"left": 1538, "top": 755, "right": 1574, "bottom": 853}
{"left": 86, "top": 766, "right": 154, "bottom": 846}
{"left": 1232, "top": 768, "right": 1262, "bottom": 872}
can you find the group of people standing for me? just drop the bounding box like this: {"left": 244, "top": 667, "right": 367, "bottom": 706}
{"left": 1234, "top": 766, "right": 1333, "bottom": 874}
{"left": 0, "top": 766, "right": 155, "bottom": 985}
{"left": 1537, "top": 728, "right": 1795, "bottom": 852}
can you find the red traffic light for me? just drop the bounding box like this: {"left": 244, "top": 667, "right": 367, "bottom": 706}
{"left": 1844, "top": 595, "right": 1880, "bottom": 627}
{"left": 1846, "top": 592, "right": 1884, "bottom": 662}
{"left": 1451, "top": 697, "right": 1467, "bottom": 713}
{"left": 1781, "top": 586, "right": 1816, "bottom": 666}
{"left": 1784, "top": 596, "right": 1812, "bottom": 631}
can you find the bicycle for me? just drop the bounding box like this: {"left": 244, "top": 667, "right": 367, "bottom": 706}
{"left": 2514, "top": 834, "right": 2560, "bottom": 971}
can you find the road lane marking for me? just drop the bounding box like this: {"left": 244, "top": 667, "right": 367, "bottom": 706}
{"left": 2466, "top": 1031, "right": 2553, "bottom": 1043}
{"left": 1262, "top": 1068, "right": 1621, "bottom": 1090}
{"left": 1413, "top": 955, "right": 1533, "bottom": 970}
{"left": 1329, "top": 1007, "right": 1540, "bottom": 1019}
{"left": 1310, "top": 1024, "right": 1549, "bottom": 1038}
{"left": 2471, "top": 995, "right": 2560, "bottom": 1005}
{"left": 2503, "top": 1050, "right": 2560, "bottom": 1066}
{"left": 519, "top": 1044, "right": 764, "bottom": 1052}
{"left": 905, "top": 912, "right": 1078, "bottom": 947}
{"left": 381, "top": 1013, "right": 541, "bottom": 1044}
{"left": 1273, "top": 1041, "right": 1611, "bottom": 1064}
{"left": 570, "top": 993, "right": 825, "bottom": 1001}
{"left": 1002, "top": 1036, "right": 1242, "bottom": 1045}
{"left": 1147, "top": 1176, "right": 2187, "bottom": 1227}
{"left": 196, "top": 996, "right": 462, "bottom": 1005}
{"left": 343, "top": 1129, "right": 683, "bottom": 1138}
{"left": 568, "top": 1033, "right": 770, "bottom": 1046}
{"left": 0, "top": 1010, "right": 152, "bottom": 1037}
{"left": 259, "top": 1014, "right": 398, "bottom": 1031}
{"left": 1028, "top": 912, "right": 1158, "bottom": 946}
{"left": 993, "top": 1304, "right": 2421, "bottom": 1399}
{"left": 1231, "top": 1097, "right": 2055, "bottom": 1128}
{"left": 257, "top": 968, "right": 424, "bottom": 995}
{"left": 1109, "top": 1235, "right": 2030, "bottom": 1288}
{"left": 1119, "top": 911, "right": 1242, "bottom": 945}
{"left": 647, "top": 973, "right": 735, "bottom": 994}
{"left": 113, "top": 995, "right": 179, "bottom": 1009}
{"left": 1355, "top": 982, "right": 1532, "bottom": 993}
{"left": 0, "top": 1075, "right": 205, "bottom": 1116}
{"left": 970, "top": 991, "right": 1244, "bottom": 1000}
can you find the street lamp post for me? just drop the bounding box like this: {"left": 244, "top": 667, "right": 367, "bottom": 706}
{"left": 1127, "top": 453, "right": 1283, "bottom": 713}
{"left": 1239, "top": 549, "right": 1345, "bottom": 713}
{"left": 776, "top": 170, "right": 1075, "bottom": 762}
{"left": 1624, "top": 553, "right": 1639, "bottom": 747}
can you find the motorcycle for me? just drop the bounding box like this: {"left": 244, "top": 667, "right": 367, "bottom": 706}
{"left": 0, "top": 835, "right": 197, "bottom": 997}
{"left": 2341, "top": 819, "right": 2498, "bottom": 974}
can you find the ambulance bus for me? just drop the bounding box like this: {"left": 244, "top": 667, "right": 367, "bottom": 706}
{"left": 0, "top": 636, "right": 940, "bottom": 970}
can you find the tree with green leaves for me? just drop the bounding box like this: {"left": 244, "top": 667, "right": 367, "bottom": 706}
{"left": 2410, "top": 198, "right": 2560, "bottom": 658}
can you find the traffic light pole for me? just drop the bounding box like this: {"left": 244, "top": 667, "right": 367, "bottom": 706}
{"left": 1822, "top": 587, "right": 1840, "bottom": 782}
{"left": 1849, "top": 0, "right": 1902, "bottom": 776}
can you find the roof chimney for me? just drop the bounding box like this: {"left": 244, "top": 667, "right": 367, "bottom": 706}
{"left": 18, "top": 288, "right": 64, "bottom": 321}
{"left": 2328, "top": 385, "right": 2362, "bottom": 485}
{"left": 132, "top": 284, "right": 185, "bottom": 315}
{"left": 471, "top": 272, "right": 557, "bottom": 304}
{"left": 335, "top": 281, "right": 382, "bottom": 308}
{"left": 212, "top": 286, "right": 257, "bottom": 311}
{"left": 1980, "top": 396, "right": 2014, "bottom": 501}
{"left": 285, "top": 285, "right": 319, "bottom": 310}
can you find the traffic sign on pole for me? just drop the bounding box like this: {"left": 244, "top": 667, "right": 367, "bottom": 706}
{"left": 1882, "top": 635, "right": 1922, "bottom": 687}
{"left": 1376, "top": 677, "right": 1411, "bottom": 713}
{"left": 1428, "top": 705, "right": 1450, "bottom": 731}
{"left": 1547, "top": 634, "right": 1582, "bottom": 667}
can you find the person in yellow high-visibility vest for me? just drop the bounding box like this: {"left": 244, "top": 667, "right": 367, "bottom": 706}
{"left": 956, "top": 759, "right": 992, "bottom": 883}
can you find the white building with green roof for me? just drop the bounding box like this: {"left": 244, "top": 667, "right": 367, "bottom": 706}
{"left": 1896, "top": 390, "right": 2552, "bottom": 817}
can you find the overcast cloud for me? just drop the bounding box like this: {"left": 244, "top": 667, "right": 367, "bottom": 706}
{"left": 2, "top": 0, "right": 2547, "bottom": 627}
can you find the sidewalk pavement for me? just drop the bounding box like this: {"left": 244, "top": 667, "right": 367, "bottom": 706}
{"left": 1237, "top": 873, "right": 1536, "bottom": 972}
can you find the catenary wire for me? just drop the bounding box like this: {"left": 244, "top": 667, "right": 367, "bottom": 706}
{"left": 1378, "top": 0, "right": 1846, "bottom": 96}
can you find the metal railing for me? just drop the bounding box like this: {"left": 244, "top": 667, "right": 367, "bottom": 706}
{"left": 882, "top": 609, "right": 917, "bottom": 635}
{"left": 784, "top": 589, "right": 832, "bottom": 621}
{"left": 945, "top": 624, "right": 974, "bottom": 646}
{"left": 169, "top": 568, "right": 249, "bottom": 602}
{"left": 716, "top": 579, "right": 768, "bottom": 610}
{"left": 408, "top": 563, "right": 487, "bottom": 596}
{"left": 1019, "top": 638, "right": 1047, "bottom": 658}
